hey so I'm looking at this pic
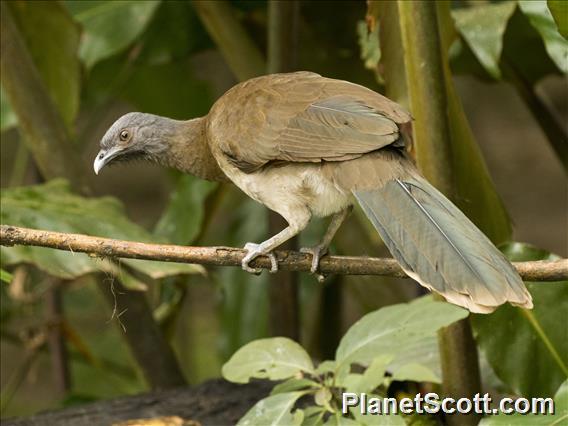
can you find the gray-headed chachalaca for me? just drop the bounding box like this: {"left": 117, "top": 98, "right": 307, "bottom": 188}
{"left": 94, "top": 71, "right": 532, "bottom": 313}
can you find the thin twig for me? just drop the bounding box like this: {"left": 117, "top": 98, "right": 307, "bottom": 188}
{"left": 2, "top": 225, "right": 566, "bottom": 282}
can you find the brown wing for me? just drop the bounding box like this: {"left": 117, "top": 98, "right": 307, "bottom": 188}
{"left": 207, "top": 72, "right": 412, "bottom": 172}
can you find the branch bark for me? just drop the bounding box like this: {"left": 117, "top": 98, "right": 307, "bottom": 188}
{"left": 2, "top": 225, "right": 566, "bottom": 282}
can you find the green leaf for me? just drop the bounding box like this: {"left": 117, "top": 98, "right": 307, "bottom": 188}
{"left": 357, "top": 20, "right": 382, "bottom": 81}
{"left": 315, "top": 360, "right": 337, "bottom": 375}
{"left": 301, "top": 406, "right": 325, "bottom": 426}
{"left": 0, "top": 179, "right": 204, "bottom": 281}
{"left": 9, "top": 1, "right": 80, "bottom": 126}
{"left": 384, "top": 334, "right": 441, "bottom": 382}
{"left": 479, "top": 379, "right": 567, "bottom": 425}
{"left": 452, "top": 2, "right": 517, "bottom": 79}
{"left": 340, "top": 355, "right": 392, "bottom": 393}
{"left": 519, "top": 1, "right": 568, "bottom": 73}
{"left": 222, "top": 337, "right": 315, "bottom": 384}
{"left": 122, "top": 61, "right": 212, "bottom": 119}
{"left": 215, "top": 191, "right": 269, "bottom": 359}
{"left": 473, "top": 242, "right": 568, "bottom": 398}
{"left": 237, "top": 392, "right": 305, "bottom": 426}
{"left": 391, "top": 362, "right": 440, "bottom": 384}
{"left": 136, "top": 0, "right": 211, "bottom": 64}
{"left": 1, "top": 88, "right": 17, "bottom": 132}
{"left": 335, "top": 297, "right": 468, "bottom": 374}
{"left": 67, "top": 0, "right": 160, "bottom": 69}
{"left": 154, "top": 175, "right": 217, "bottom": 245}
{"left": 350, "top": 397, "right": 406, "bottom": 426}
{"left": 0, "top": 269, "right": 13, "bottom": 284}
{"left": 324, "top": 415, "right": 360, "bottom": 426}
{"left": 548, "top": 1, "right": 568, "bottom": 38}
{"left": 271, "top": 378, "right": 320, "bottom": 395}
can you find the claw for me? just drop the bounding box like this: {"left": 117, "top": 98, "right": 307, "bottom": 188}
{"left": 242, "top": 242, "right": 279, "bottom": 274}
{"left": 300, "top": 244, "right": 329, "bottom": 274}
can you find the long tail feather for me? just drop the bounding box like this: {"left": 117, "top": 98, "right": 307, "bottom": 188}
{"left": 354, "top": 174, "right": 533, "bottom": 313}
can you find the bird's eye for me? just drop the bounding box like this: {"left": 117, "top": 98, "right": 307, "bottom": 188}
{"left": 119, "top": 130, "right": 129, "bottom": 141}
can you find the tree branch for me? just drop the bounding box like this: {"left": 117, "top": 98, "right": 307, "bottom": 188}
{"left": 2, "top": 225, "right": 566, "bottom": 282}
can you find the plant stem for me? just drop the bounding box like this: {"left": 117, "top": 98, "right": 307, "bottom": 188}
{"left": 395, "top": 3, "right": 482, "bottom": 423}
{"left": 46, "top": 280, "right": 72, "bottom": 394}
{"left": 192, "top": 0, "right": 265, "bottom": 81}
{"left": 0, "top": 2, "right": 88, "bottom": 193}
{"left": 503, "top": 59, "right": 568, "bottom": 173}
{"left": 100, "top": 279, "right": 186, "bottom": 389}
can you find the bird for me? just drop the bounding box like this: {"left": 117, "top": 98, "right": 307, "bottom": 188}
{"left": 93, "top": 71, "right": 532, "bottom": 314}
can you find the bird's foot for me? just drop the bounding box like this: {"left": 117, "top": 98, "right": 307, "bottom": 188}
{"left": 300, "top": 244, "right": 329, "bottom": 282}
{"left": 242, "top": 242, "right": 278, "bottom": 274}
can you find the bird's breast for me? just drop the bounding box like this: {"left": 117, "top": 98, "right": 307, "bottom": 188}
{"left": 216, "top": 156, "right": 352, "bottom": 221}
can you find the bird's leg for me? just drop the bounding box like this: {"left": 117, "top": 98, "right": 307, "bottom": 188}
{"left": 242, "top": 211, "right": 311, "bottom": 274}
{"left": 301, "top": 205, "right": 352, "bottom": 274}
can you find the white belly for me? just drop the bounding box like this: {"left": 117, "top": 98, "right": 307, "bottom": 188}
{"left": 220, "top": 160, "right": 352, "bottom": 222}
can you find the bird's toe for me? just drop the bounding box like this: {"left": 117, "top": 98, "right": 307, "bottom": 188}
{"left": 300, "top": 245, "right": 329, "bottom": 274}
{"left": 242, "top": 242, "right": 278, "bottom": 274}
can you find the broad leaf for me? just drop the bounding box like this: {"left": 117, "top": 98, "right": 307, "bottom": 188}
{"left": 339, "top": 355, "right": 392, "bottom": 393}
{"left": 271, "top": 378, "right": 320, "bottom": 395}
{"left": 9, "top": 1, "right": 80, "bottom": 126}
{"left": 324, "top": 415, "right": 360, "bottom": 425}
{"left": 548, "top": 0, "right": 568, "bottom": 38}
{"left": 237, "top": 392, "right": 305, "bottom": 426}
{"left": 452, "top": 2, "right": 517, "bottom": 79}
{"left": 473, "top": 243, "right": 568, "bottom": 398}
{"left": 67, "top": 0, "right": 160, "bottom": 69}
{"left": 222, "top": 337, "right": 314, "bottom": 384}
{"left": 154, "top": 175, "right": 217, "bottom": 245}
{"left": 350, "top": 396, "right": 406, "bottom": 426}
{"left": 384, "top": 334, "right": 441, "bottom": 382}
{"left": 0, "top": 179, "right": 204, "bottom": 283}
{"left": 519, "top": 1, "right": 568, "bottom": 73}
{"left": 335, "top": 297, "right": 468, "bottom": 374}
{"left": 214, "top": 190, "right": 270, "bottom": 359}
{"left": 479, "top": 379, "right": 567, "bottom": 425}
{"left": 136, "top": 0, "right": 211, "bottom": 64}
{"left": 301, "top": 406, "right": 325, "bottom": 426}
{"left": 391, "top": 362, "right": 439, "bottom": 384}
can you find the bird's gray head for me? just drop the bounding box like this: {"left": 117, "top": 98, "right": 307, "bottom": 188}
{"left": 94, "top": 112, "right": 173, "bottom": 174}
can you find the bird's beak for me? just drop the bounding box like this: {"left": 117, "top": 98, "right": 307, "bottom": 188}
{"left": 93, "top": 147, "right": 122, "bottom": 175}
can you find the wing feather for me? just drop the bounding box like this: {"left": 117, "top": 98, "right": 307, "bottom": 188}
{"left": 207, "top": 72, "right": 412, "bottom": 172}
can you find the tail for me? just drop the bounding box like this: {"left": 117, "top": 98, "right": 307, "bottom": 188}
{"left": 353, "top": 173, "right": 533, "bottom": 313}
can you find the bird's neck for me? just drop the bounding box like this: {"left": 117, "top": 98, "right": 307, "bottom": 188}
{"left": 158, "top": 117, "right": 227, "bottom": 182}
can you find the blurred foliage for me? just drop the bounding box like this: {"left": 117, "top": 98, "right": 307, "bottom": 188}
{"left": 0, "top": 0, "right": 566, "bottom": 420}
{"left": 473, "top": 243, "right": 568, "bottom": 398}
{"left": 223, "top": 297, "right": 467, "bottom": 425}
{"left": 479, "top": 379, "right": 567, "bottom": 425}
{"left": 1, "top": 179, "right": 203, "bottom": 288}
{"left": 7, "top": 1, "right": 81, "bottom": 128}
{"left": 154, "top": 175, "right": 217, "bottom": 245}
{"left": 65, "top": 0, "right": 160, "bottom": 69}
